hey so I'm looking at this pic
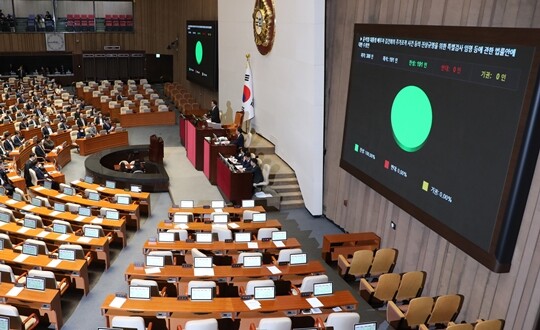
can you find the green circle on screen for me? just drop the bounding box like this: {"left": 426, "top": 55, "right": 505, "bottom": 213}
{"left": 391, "top": 85, "right": 432, "bottom": 152}
{"left": 195, "top": 41, "right": 203, "bottom": 65}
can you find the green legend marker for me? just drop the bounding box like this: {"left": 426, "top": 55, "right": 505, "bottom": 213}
{"left": 391, "top": 85, "right": 432, "bottom": 152}
{"left": 195, "top": 41, "right": 203, "bottom": 65}
{"left": 354, "top": 144, "right": 359, "bottom": 152}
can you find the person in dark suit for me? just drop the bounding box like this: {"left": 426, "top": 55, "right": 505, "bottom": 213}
{"left": 58, "top": 119, "right": 70, "bottom": 131}
{"left": 76, "top": 115, "right": 86, "bottom": 128}
{"left": 41, "top": 122, "right": 54, "bottom": 136}
{"left": 42, "top": 135, "right": 55, "bottom": 153}
{"left": 208, "top": 100, "right": 221, "bottom": 123}
{"left": 18, "top": 117, "right": 28, "bottom": 130}
{"left": 34, "top": 139, "right": 47, "bottom": 159}
{"left": 2, "top": 132, "right": 14, "bottom": 152}
{"left": 231, "top": 127, "right": 245, "bottom": 149}
{"left": 76, "top": 126, "right": 86, "bottom": 139}
{"left": 94, "top": 113, "right": 104, "bottom": 126}
{"left": 246, "top": 158, "right": 264, "bottom": 184}
{"left": 12, "top": 131, "right": 24, "bottom": 147}
{"left": 103, "top": 118, "right": 114, "bottom": 133}
{"left": 0, "top": 162, "right": 14, "bottom": 196}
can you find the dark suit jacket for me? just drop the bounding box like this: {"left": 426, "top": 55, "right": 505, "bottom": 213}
{"left": 210, "top": 106, "right": 221, "bottom": 123}
{"left": 3, "top": 139, "right": 14, "bottom": 151}
{"left": 76, "top": 118, "right": 86, "bottom": 127}
{"left": 34, "top": 144, "right": 47, "bottom": 158}
{"left": 41, "top": 126, "right": 54, "bottom": 136}
{"left": 12, "top": 135, "right": 24, "bottom": 147}
{"left": 231, "top": 133, "right": 244, "bottom": 149}
{"left": 250, "top": 165, "right": 264, "bottom": 184}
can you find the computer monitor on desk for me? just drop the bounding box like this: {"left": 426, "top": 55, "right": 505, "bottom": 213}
{"left": 0, "top": 317, "right": 9, "bottom": 330}
{"left": 105, "top": 180, "right": 116, "bottom": 189}
{"left": 242, "top": 200, "right": 255, "bottom": 208}
{"left": 354, "top": 322, "right": 378, "bottom": 330}
{"left": 179, "top": 200, "right": 194, "bottom": 208}
{"left": 211, "top": 200, "right": 225, "bottom": 209}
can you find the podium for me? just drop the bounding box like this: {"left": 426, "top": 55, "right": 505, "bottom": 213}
{"left": 185, "top": 120, "right": 225, "bottom": 171}
{"left": 203, "top": 138, "right": 237, "bottom": 184}
{"left": 149, "top": 134, "right": 164, "bottom": 163}
{"left": 216, "top": 156, "right": 253, "bottom": 203}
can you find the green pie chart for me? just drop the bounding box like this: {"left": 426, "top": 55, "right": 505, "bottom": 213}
{"left": 391, "top": 85, "right": 432, "bottom": 152}
{"left": 195, "top": 41, "right": 203, "bottom": 65}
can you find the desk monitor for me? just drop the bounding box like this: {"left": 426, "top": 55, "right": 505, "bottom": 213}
{"left": 116, "top": 195, "right": 131, "bottom": 205}
{"left": 180, "top": 200, "right": 194, "bottom": 208}
{"left": 58, "top": 248, "right": 76, "bottom": 261}
{"left": 194, "top": 257, "right": 213, "bottom": 268}
{"left": 52, "top": 223, "right": 67, "bottom": 234}
{"left": 23, "top": 217, "right": 37, "bottom": 229}
{"left": 130, "top": 185, "right": 142, "bottom": 193}
{"left": 158, "top": 232, "right": 175, "bottom": 242}
{"left": 242, "top": 199, "right": 255, "bottom": 208}
{"left": 26, "top": 276, "right": 46, "bottom": 291}
{"left": 84, "top": 227, "right": 100, "bottom": 238}
{"left": 145, "top": 255, "right": 165, "bottom": 267}
{"left": 43, "top": 180, "right": 53, "bottom": 189}
{"left": 290, "top": 253, "right": 307, "bottom": 265}
{"left": 211, "top": 200, "right": 225, "bottom": 208}
{"left": 252, "top": 213, "right": 267, "bottom": 222}
{"left": 105, "top": 210, "right": 120, "bottom": 220}
{"left": 196, "top": 232, "right": 213, "bottom": 243}
{"left": 12, "top": 192, "right": 22, "bottom": 202}
{"left": 254, "top": 286, "right": 275, "bottom": 300}
{"left": 234, "top": 232, "right": 251, "bottom": 243}
{"left": 63, "top": 186, "right": 74, "bottom": 196}
{"left": 31, "top": 197, "right": 43, "bottom": 207}
{"left": 129, "top": 285, "right": 151, "bottom": 300}
{"left": 355, "top": 322, "right": 378, "bottom": 330}
{"left": 54, "top": 202, "right": 66, "bottom": 212}
{"left": 84, "top": 175, "right": 94, "bottom": 183}
{"left": 313, "top": 282, "right": 333, "bottom": 296}
{"left": 190, "top": 287, "right": 213, "bottom": 301}
{"left": 0, "top": 240, "right": 4, "bottom": 250}
{"left": 173, "top": 213, "right": 191, "bottom": 223}
{"left": 78, "top": 207, "right": 92, "bottom": 217}
{"left": 243, "top": 255, "right": 262, "bottom": 268}
{"left": 0, "top": 213, "right": 10, "bottom": 223}
{"left": 213, "top": 213, "right": 228, "bottom": 224}
{"left": 88, "top": 192, "right": 100, "bottom": 201}
{"left": 105, "top": 180, "right": 116, "bottom": 189}
{"left": 271, "top": 231, "right": 287, "bottom": 241}
{"left": 0, "top": 316, "right": 8, "bottom": 330}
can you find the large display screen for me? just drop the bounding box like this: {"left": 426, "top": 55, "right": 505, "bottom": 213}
{"left": 340, "top": 25, "right": 540, "bottom": 272}
{"left": 186, "top": 20, "right": 218, "bottom": 91}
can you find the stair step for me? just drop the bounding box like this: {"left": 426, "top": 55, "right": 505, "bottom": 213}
{"left": 280, "top": 199, "right": 305, "bottom": 210}
{"left": 270, "top": 177, "right": 298, "bottom": 185}
{"left": 269, "top": 172, "right": 297, "bottom": 179}
{"left": 250, "top": 146, "right": 275, "bottom": 154}
{"left": 280, "top": 191, "right": 303, "bottom": 201}
{"left": 271, "top": 184, "right": 300, "bottom": 193}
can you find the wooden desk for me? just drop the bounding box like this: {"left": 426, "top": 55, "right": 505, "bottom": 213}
{"left": 47, "top": 144, "right": 72, "bottom": 168}
{"left": 185, "top": 120, "right": 225, "bottom": 171}
{"left": 101, "top": 291, "right": 358, "bottom": 327}
{"left": 157, "top": 219, "right": 282, "bottom": 233}
{"left": 0, "top": 195, "right": 128, "bottom": 247}
{"left": 203, "top": 138, "right": 237, "bottom": 185}
{"left": 120, "top": 111, "right": 176, "bottom": 127}
{"left": 0, "top": 221, "right": 111, "bottom": 269}
{"left": 124, "top": 260, "right": 326, "bottom": 283}
{"left": 70, "top": 180, "right": 151, "bottom": 216}
{"left": 0, "top": 282, "right": 63, "bottom": 329}
{"left": 321, "top": 232, "right": 381, "bottom": 263}
{"left": 216, "top": 157, "right": 253, "bottom": 203}
{"left": 0, "top": 122, "right": 15, "bottom": 136}
{"left": 168, "top": 206, "right": 266, "bottom": 217}
{"left": 143, "top": 238, "right": 301, "bottom": 255}
{"left": 30, "top": 185, "right": 140, "bottom": 230}
{"left": 0, "top": 248, "right": 89, "bottom": 295}
{"left": 76, "top": 130, "right": 129, "bottom": 156}
{"left": 21, "top": 126, "right": 43, "bottom": 141}
{"left": 49, "top": 130, "right": 73, "bottom": 149}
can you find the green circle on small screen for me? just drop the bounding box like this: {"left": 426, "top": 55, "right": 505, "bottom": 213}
{"left": 195, "top": 41, "right": 203, "bottom": 65}
{"left": 391, "top": 85, "right": 432, "bottom": 152}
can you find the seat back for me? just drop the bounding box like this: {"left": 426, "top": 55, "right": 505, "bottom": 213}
{"left": 131, "top": 279, "right": 160, "bottom": 297}
{"left": 25, "top": 238, "right": 48, "bottom": 254}
{"left": 0, "top": 264, "right": 16, "bottom": 283}
{"left": 245, "top": 132, "right": 253, "bottom": 148}
{"left": 148, "top": 250, "right": 174, "bottom": 265}
{"left": 167, "top": 229, "right": 188, "bottom": 241}
{"left": 258, "top": 317, "right": 292, "bottom": 330}
{"left": 66, "top": 202, "right": 81, "bottom": 213}
{"left": 404, "top": 296, "right": 435, "bottom": 327}
{"left": 427, "top": 294, "right": 464, "bottom": 325}
{"left": 211, "top": 226, "right": 232, "bottom": 241}
{"left": 373, "top": 273, "right": 401, "bottom": 302}
{"left": 395, "top": 271, "right": 426, "bottom": 302}
{"left": 246, "top": 279, "right": 274, "bottom": 296}
{"left": 349, "top": 249, "right": 374, "bottom": 276}
{"left": 59, "top": 244, "right": 85, "bottom": 259}
{"left": 370, "top": 248, "right": 398, "bottom": 276}
{"left": 238, "top": 252, "right": 262, "bottom": 264}
{"left": 277, "top": 248, "right": 303, "bottom": 263}
{"left": 28, "top": 269, "right": 57, "bottom": 289}
{"left": 185, "top": 318, "right": 218, "bottom": 330}
{"left": 0, "top": 233, "right": 13, "bottom": 249}
{"left": 299, "top": 274, "right": 328, "bottom": 293}
{"left": 35, "top": 195, "right": 51, "bottom": 207}
{"left": 257, "top": 227, "right": 278, "bottom": 240}
{"left": 28, "top": 168, "right": 39, "bottom": 186}
{"left": 474, "top": 319, "right": 505, "bottom": 330}
{"left": 326, "top": 312, "right": 360, "bottom": 329}
{"left": 0, "top": 304, "right": 23, "bottom": 329}
{"left": 111, "top": 316, "right": 146, "bottom": 330}
{"left": 243, "top": 210, "right": 259, "bottom": 221}
{"left": 187, "top": 280, "right": 216, "bottom": 296}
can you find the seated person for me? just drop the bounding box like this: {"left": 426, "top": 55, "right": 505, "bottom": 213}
{"left": 87, "top": 122, "right": 98, "bottom": 137}
{"left": 0, "top": 162, "right": 14, "bottom": 196}
{"left": 131, "top": 160, "right": 145, "bottom": 173}
{"left": 102, "top": 118, "right": 114, "bottom": 133}
{"left": 42, "top": 135, "right": 55, "bottom": 153}
{"left": 245, "top": 158, "right": 264, "bottom": 185}
{"left": 18, "top": 117, "right": 28, "bottom": 130}
{"left": 41, "top": 121, "right": 54, "bottom": 136}
{"left": 12, "top": 130, "right": 24, "bottom": 147}
{"left": 231, "top": 127, "right": 245, "bottom": 149}
{"left": 207, "top": 100, "right": 221, "bottom": 123}
{"left": 2, "top": 132, "right": 15, "bottom": 152}
{"left": 234, "top": 147, "right": 248, "bottom": 163}
{"left": 58, "top": 119, "right": 70, "bottom": 131}
{"left": 30, "top": 160, "right": 59, "bottom": 190}
{"left": 76, "top": 126, "right": 86, "bottom": 139}
{"left": 34, "top": 138, "right": 48, "bottom": 159}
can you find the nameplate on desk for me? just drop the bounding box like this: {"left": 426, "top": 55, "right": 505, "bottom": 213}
{"left": 247, "top": 242, "right": 259, "bottom": 249}
{"left": 37, "top": 231, "right": 50, "bottom": 238}
{"left": 33, "top": 186, "right": 45, "bottom": 191}
{"left": 75, "top": 215, "right": 86, "bottom": 221}
{"left": 22, "top": 205, "right": 35, "bottom": 211}
{"left": 13, "top": 254, "right": 29, "bottom": 263}
{"left": 174, "top": 224, "right": 188, "bottom": 230}
{"left": 77, "top": 236, "right": 92, "bottom": 243}
{"left": 57, "top": 234, "right": 71, "bottom": 241}
{"left": 49, "top": 211, "right": 61, "bottom": 216}
{"left": 144, "top": 267, "right": 161, "bottom": 274}
{"left": 228, "top": 223, "right": 240, "bottom": 229}
{"left": 17, "top": 227, "right": 30, "bottom": 234}
{"left": 6, "top": 286, "right": 24, "bottom": 297}
{"left": 96, "top": 187, "right": 106, "bottom": 191}
{"left": 47, "top": 259, "right": 62, "bottom": 267}
{"left": 91, "top": 217, "right": 103, "bottom": 224}
{"left": 55, "top": 193, "right": 66, "bottom": 198}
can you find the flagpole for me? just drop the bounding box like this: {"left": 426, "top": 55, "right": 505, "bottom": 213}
{"left": 244, "top": 53, "right": 252, "bottom": 133}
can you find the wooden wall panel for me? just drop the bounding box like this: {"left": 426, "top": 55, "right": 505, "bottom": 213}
{"left": 0, "top": 0, "right": 218, "bottom": 106}
{"left": 325, "top": 0, "right": 540, "bottom": 328}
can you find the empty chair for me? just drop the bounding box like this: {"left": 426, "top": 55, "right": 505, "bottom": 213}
{"left": 131, "top": 279, "right": 166, "bottom": 297}
{"left": 84, "top": 188, "right": 99, "bottom": 198}
{"left": 211, "top": 225, "right": 232, "bottom": 241}
{"left": 243, "top": 210, "right": 259, "bottom": 221}
{"left": 245, "top": 132, "right": 253, "bottom": 148}
{"left": 276, "top": 248, "right": 303, "bottom": 264}
{"left": 191, "top": 248, "right": 207, "bottom": 258}
{"left": 35, "top": 196, "right": 51, "bottom": 208}
{"left": 15, "top": 187, "right": 30, "bottom": 202}
{"left": 0, "top": 207, "right": 15, "bottom": 222}
{"left": 58, "top": 244, "right": 90, "bottom": 262}
{"left": 59, "top": 182, "right": 71, "bottom": 192}
{"left": 182, "top": 318, "right": 218, "bottom": 330}
{"left": 252, "top": 317, "right": 292, "bottom": 330}
{"left": 158, "top": 104, "right": 168, "bottom": 112}
{"left": 360, "top": 272, "right": 401, "bottom": 307}
{"left": 474, "top": 319, "right": 505, "bottom": 330}
{"left": 237, "top": 252, "right": 263, "bottom": 264}
{"left": 149, "top": 250, "right": 175, "bottom": 265}
{"left": 244, "top": 279, "right": 274, "bottom": 296}
{"left": 25, "top": 214, "right": 44, "bottom": 227}
{"left": 187, "top": 280, "right": 216, "bottom": 296}
{"left": 0, "top": 304, "right": 39, "bottom": 330}
{"left": 322, "top": 312, "right": 360, "bottom": 330}
{"left": 253, "top": 164, "right": 271, "bottom": 191}
{"left": 100, "top": 207, "right": 116, "bottom": 217}
{"left": 167, "top": 229, "right": 188, "bottom": 241}
{"left": 0, "top": 233, "right": 16, "bottom": 250}
{"left": 394, "top": 271, "right": 426, "bottom": 303}
{"left": 52, "top": 219, "right": 76, "bottom": 234}
{"left": 298, "top": 274, "right": 328, "bottom": 294}
{"left": 0, "top": 264, "right": 22, "bottom": 283}
{"left": 369, "top": 248, "right": 398, "bottom": 277}
{"left": 82, "top": 224, "right": 108, "bottom": 238}
{"left": 111, "top": 316, "right": 151, "bottom": 330}
{"left": 387, "top": 296, "right": 434, "bottom": 329}
{"left": 337, "top": 249, "right": 374, "bottom": 280}
{"left": 210, "top": 212, "right": 229, "bottom": 222}
{"left": 114, "top": 193, "right": 131, "bottom": 203}
{"left": 257, "top": 227, "right": 279, "bottom": 240}
{"left": 426, "top": 294, "right": 464, "bottom": 326}
{"left": 28, "top": 269, "right": 70, "bottom": 295}
{"left": 24, "top": 239, "right": 49, "bottom": 255}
